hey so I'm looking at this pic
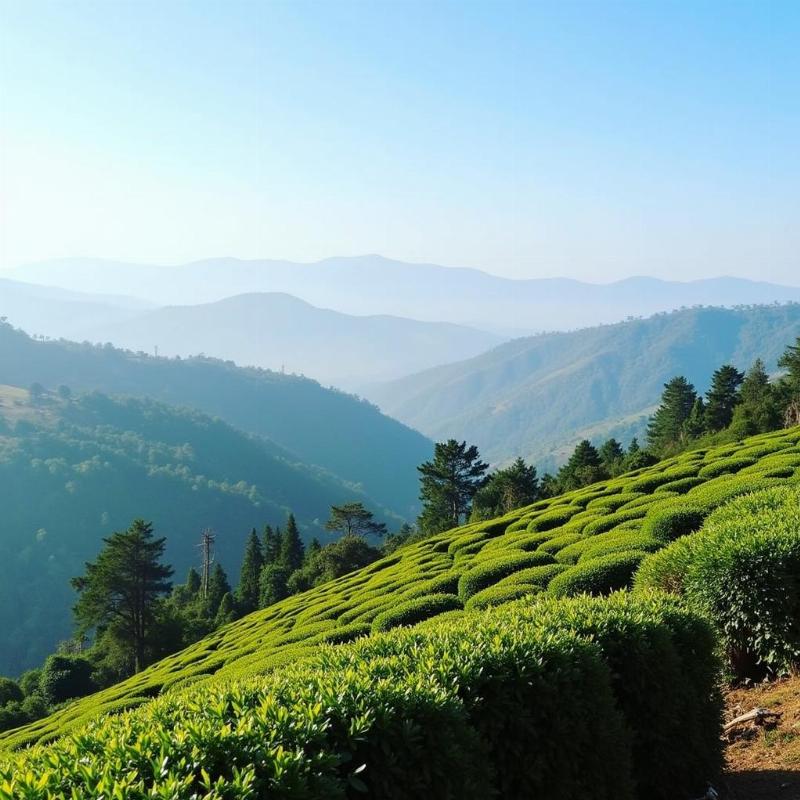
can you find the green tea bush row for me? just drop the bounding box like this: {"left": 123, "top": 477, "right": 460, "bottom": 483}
{"left": 371, "top": 594, "right": 463, "bottom": 633}
{"left": 458, "top": 551, "right": 555, "bottom": 601}
{"left": 549, "top": 552, "right": 647, "bottom": 598}
{"left": 636, "top": 486, "right": 800, "bottom": 678}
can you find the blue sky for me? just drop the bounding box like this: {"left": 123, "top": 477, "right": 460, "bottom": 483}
{"left": 0, "top": 0, "right": 797, "bottom": 282}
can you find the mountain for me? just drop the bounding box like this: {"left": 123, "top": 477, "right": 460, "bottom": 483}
{"left": 10, "top": 255, "right": 800, "bottom": 333}
{"left": 0, "top": 277, "right": 153, "bottom": 340}
{"left": 74, "top": 292, "right": 503, "bottom": 389}
{"left": 5, "top": 424, "right": 799, "bottom": 788}
{"left": 0, "top": 385, "right": 395, "bottom": 674}
{"left": 0, "top": 321, "right": 432, "bottom": 518}
{"left": 365, "top": 304, "right": 800, "bottom": 470}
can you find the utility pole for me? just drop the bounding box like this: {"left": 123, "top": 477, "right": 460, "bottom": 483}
{"left": 198, "top": 528, "right": 216, "bottom": 598}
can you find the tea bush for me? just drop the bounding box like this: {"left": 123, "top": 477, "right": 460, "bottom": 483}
{"left": 549, "top": 552, "right": 647, "bottom": 597}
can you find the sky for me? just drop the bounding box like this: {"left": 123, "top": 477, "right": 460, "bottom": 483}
{"left": 0, "top": 0, "right": 797, "bottom": 283}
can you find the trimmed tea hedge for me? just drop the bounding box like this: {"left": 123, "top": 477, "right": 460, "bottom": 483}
{"left": 371, "top": 594, "right": 462, "bottom": 633}
{"left": 549, "top": 552, "right": 647, "bottom": 597}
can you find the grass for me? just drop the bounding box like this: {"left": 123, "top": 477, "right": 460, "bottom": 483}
{"left": 2, "top": 426, "right": 800, "bottom": 757}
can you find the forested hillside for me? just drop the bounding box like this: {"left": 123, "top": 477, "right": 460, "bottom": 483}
{"left": 367, "top": 304, "right": 800, "bottom": 468}
{"left": 0, "top": 321, "right": 431, "bottom": 517}
{"left": 4, "top": 426, "right": 800, "bottom": 799}
{"left": 0, "top": 385, "right": 392, "bottom": 675}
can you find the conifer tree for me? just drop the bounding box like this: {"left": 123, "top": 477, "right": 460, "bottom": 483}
{"left": 71, "top": 519, "right": 173, "bottom": 673}
{"left": 557, "top": 440, "right": 605, "bottom": 491}
{"left": 259, "top": 564, "right": 290, "bottom": 608}
{"left": 206, "top": 563, "right": 231, "bottom": 618}
{"left": 684, "top": 396, "right": 707, "bottom": 438}
{"left": 730, "top": 359, "right": 781, "bottom": 435}
{"left": 214, "top": 593, "right": 236, "bottom": 627}
{"left": 263, "top": 525, "right": 281, "bottom": 564}
{"left": 325, "top": 502, "right": 387, "bottom": 538}
{"left": 471, "top": 457, "right": 539, "bottom": 518}
{"left": 235, "top": 529, "right": 263, "bottom": 615}
{"left": 647, "top": 376, "right": 697, "bottom": 452}
{"left": 417, "top": 440, "right": 488, "bottom": 534}
{"left": 279, "top": 514, "right": 305, "bottom": 572}
{"left": 778, "top": 337, "right": 800, "bottom": 397}
{"left": 598, "top": 439, "right": 625, "bottom": 474}
{"left": 704, "top": 364, "right": 744, "bottom": 431}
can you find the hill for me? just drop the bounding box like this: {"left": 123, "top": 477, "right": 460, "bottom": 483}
{"left": 9, "top": 255, "right": 800, "bottom": 333}
{"left": 4, "top": 423, "right": 799, "bottom": 768}
{"left": 73, "top": 292, "right": 503, "bottom": 389}
{"left": 0, "top": 385, "right": 395, "bottom": 675}
{"left": 0, "top": 321, "right": 431, "bottom": 518}
{"left": 366, "top": 304, "right": 800, "bottom": 469}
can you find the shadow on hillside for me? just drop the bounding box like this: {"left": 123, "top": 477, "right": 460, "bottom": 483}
{"left": 723, "top": 768, "right": 800, "bottom": 799}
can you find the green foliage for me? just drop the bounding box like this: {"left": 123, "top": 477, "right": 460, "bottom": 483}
{"left": 279, "top": 514, "right": 305, "bottom": 573}
{"left": 39, "top": 654, "right": 95, "bottom": 705}
{"left": 641, "top": 505, "right": 707, "bottom": 542}
{"left": 0, "top": 594, "right": 721, "bottom": 800}
{"left": 549, "top": 552, "right": 647, "bottom": 598}
{"left": 464, "top": 583, "right": 541, "bottom": 610}
{"left": 636, "top": 487, "right": 800, "bottom": 678}
{"left": 457, "top": 551, "right": 555, "bottom": 602}
{"left": 417, "top": 439, "right": 489, "bottom": 534}
{"left": 471, "top": 457, "right": 539, "bottom": 519}
{"left": 0, "top": 680, "right": 21, "bottom": 707}
{"left": 325, "top": 501, "right": 387, "bottom": 538}
{"left": 704, "top": 364, "right": 744, "bottom": 431}
{"left": 235, "top": 530, "right": 263, "bottom": 615}
{"left": 371, "top": 594, "right": 462, "bottom": 633}
{"left": 647, "top": 376, "right": 697, "bottom": 452}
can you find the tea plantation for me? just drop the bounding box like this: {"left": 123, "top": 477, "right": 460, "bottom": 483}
{"left": 2, "top": 426, "right": 800, "bottom": 797}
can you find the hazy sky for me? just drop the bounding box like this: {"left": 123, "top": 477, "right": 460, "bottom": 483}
{"left": 0, "top": 0, "right": 797, "bottom": 283}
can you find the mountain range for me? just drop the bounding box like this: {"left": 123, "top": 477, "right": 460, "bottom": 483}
{"left": 9, "top": 255, "right": 800, "bottom": 333}
{"left": 365, "top": 304, "right": 800, "bottom": 470}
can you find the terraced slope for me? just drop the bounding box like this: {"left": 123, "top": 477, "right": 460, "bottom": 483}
{"left": 4, "top": 426, "right": 800, "bottom": 751}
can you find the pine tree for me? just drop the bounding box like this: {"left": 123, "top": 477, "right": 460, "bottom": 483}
{"left": 279, "top": 514, "right": 305, "bottom": 572}
{"left": 647, "top": 376, "right": 697, "bottom": 452}
{"left": 305, "top": 537, "right": 322, "bottom": 563}
{"left": 214, "top": 593, "right": 236, "bottom": 627}
{"left": 471, "top": 457, "right": 538, "bottom": 519}
{"left": 235, "top": 529, "right": 263, "bottom": 615}
{"left": 730, "top": 359, "right": 781, "bottom": 435}
{"left": 704, "top": 364, "right": 744, "bottom": 431}
{"left": 557, "top": 440, "right": 606, "bottom": 491}
{"left": 598, "top": 439, "right": 625, "bottom": 474}
{"left": 259, "top": 564, "right": 290, "bottom": 608}
{"left": 684, "top": 396, "right": 707, "bottom": 438}
{"left": 206, "top": 563, "right": 231, "bottom": 617}
{"left": 263, "top": 525, "right": 281, "bottom": 564}
{"left": 185, "top": 567, "right": 201, "bottom": 595}
{"left": 71, "top": 519, "right": 173, "bottom": 673}
{"left": 417, "top": 440, "right": 489, "bottom": 534}
{"left": 778, "top": 337, "right": 800, "bottom": 397}
{"left": 325, "top": 503, "right": 387, "bottom": 538}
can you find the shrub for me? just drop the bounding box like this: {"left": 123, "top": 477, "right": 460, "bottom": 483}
{"left": 497, "top": 562, "right": 568, "bottom": 588}
{"left": 458, "top": 551, "right": 555, "bottom": 601}
{"left": 536, "top": 532, "right": 584, "bottom": 555}
{"left": 39, "top": 654, "right": 95, "bottom": 705}
{"left": 464, "top": 583, "right": 541, "bottom": 611}
{"left": 637, "top": 487, "right": 800, "bottom": 678}
{"left": 641, "top": 505, "right": 707, "bottom": 542}
{"left": 0, "top": 678, "right": 22, "bottom": 707}
{"left": 549, "top": 552, "right": 647, "bottom": 598}
{"left": 654, "top": 476, "right": 705, "bottom": 494}
{"left": 526, "top": 506, "right": 579, "bottom": 532}
{"left": 579, "top": 533, "right": 662, "bottom": 562}
{"left": 697, "top": 456, "right": 756, "bottom": 479}
{"left": 371, "top": 594, "right": 462, "bottom": 633}
{"left": 582, "top": 507, "right": 647, "bottom": 536}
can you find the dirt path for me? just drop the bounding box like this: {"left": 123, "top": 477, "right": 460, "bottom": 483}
{"left": 721, "top": 677, "right": 800, "bottom": 799}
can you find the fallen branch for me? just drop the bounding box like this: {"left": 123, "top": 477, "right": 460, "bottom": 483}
{"left": 723, "top": 706, "right": 781, "bottom": 732}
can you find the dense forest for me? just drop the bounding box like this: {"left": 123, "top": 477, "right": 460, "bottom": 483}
{"left": 0, "top": 320, "right": 431, "bottom": 518}
{"left": 0, "top": 384, "right": 396, "bottom": 674}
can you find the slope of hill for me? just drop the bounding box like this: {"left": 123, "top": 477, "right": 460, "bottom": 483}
{"left": 366, "top": 304, "right": 800, "bottom": 468}
{"left": 0, "top": 385, "right": 393, "bottom": 675}
{"left": 9, "top": 255, "right": 800, "bottom": 332}
{"left": 75, "top": 292, "right": 502, "bottom": 389}
{"left": 4, "top": 425, "right": 799, "bottom": 757}
{"left": 0, "top": 321, "right": 431, "bottom": 518}
{"left": 0, "top": 277, "right": 152, "bottom": 340}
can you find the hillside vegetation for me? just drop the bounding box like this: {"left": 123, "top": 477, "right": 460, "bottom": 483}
{"left": 3, "top": 424, "right": 799, "bottom": 778}
{"left": 0, "top": 385, "right": 392, "bottom": 674}
{"left": 0, "top": 321, "right": 430, "bottom": 517}
{"left": 367, "top": 304, "right": 800, "bottom": 468}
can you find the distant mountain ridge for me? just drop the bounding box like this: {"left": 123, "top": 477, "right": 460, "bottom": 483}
{"left": 0, "top": 321, "right": 432, "bottom": 518}
{"left": 365, "top": 304, "right": 800, "bottom": 470}
{"left": 69, "top": 292, "right": 503, "bottom": 389}
{"left": 9, "top": 255, "right": 800, "bottom": 332}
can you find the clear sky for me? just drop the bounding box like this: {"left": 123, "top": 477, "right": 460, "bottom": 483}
{"left": 0, "top": 0, "right": 797, "bottom": 282}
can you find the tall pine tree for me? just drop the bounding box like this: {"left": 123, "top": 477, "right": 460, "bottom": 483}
{"left": 417, "top": 440, "right": 488, "bottom": 534}
{"left": 235, "top": 530, "right": 263, "bottom": 615}
{"left": 704, "top": 364, "right": 744, "bottom": 431}
{"left": 71, "top": 519, "right": 173, "bottom": 673}
{"left": 647, "top": 376, "right": 697, "bottom": 452}
{"left": 730, "top": 359, "right": 781, "bottom": 435}
{"left": 279, "top": 514, "right": 305, "bottom": 573}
